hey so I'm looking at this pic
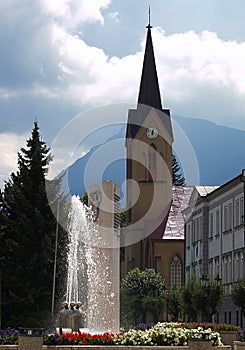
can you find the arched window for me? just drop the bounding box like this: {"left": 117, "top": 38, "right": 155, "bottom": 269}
{"left": 170, "top": 255, "right": 182, "bottom": 289}
{"left": 142, "top": 152, "right": 148, "bottom": 180}
{"left": 148, "top": 143, "right": 157, "bottom": 181}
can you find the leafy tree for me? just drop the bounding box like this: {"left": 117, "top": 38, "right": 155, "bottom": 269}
{"left": 166, "top": 288, "right": 183, "bottom": 321}
{"left": 0, "top": 121, "right": 67, "bottom": 328}
{"left": 204, "top": 280, "right": 224, "bottom": 321}
{"left": 181, "top": 274, "right": 205, "bottom": 321}
{"left": 172, "top": 154, "right": 186, "bottom": 186}
{"left": 232, "top": 279, "right": 245, "bottom": 317}
{"left": 121, "top": 268, "right": 166, "bottom": 327}
{"left": 182, "top": 274, "right": 224, "bottom": 322}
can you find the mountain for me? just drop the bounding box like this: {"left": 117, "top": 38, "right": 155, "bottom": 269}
{"left": 62, "top": 115, "right": 245, "bottom": 198}
{"left": 173, "top": 115, "right": 245, "bottom": 185}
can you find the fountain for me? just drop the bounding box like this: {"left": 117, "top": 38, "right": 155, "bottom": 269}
{"left": 59, "top": 194, "right": 120, "bottom": 334}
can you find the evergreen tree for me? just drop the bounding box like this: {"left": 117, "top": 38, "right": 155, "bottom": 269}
{"left": 0, "top": 122, "right": 67, "bottom": 327}
{"left": 172, "top": 154, "right": 186, "bottom": 186}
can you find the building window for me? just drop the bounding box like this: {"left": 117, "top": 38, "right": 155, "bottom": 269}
{"left": 193, "top": 218, "right": 200, "bottom": 242}
{"left": 209, "top": 259, "right": 213, "bottom": 277}
{"left": 223, "top": 204, "right": 232, "bottom": 231}
{"left": 209, "top": 213, "right": 214, "bottom": 238}
{"left": 170, "top": 255, "right": 182, "bottom": 289}
{"left": 216, "top": 210, "right": 220, "bottom": 236}
{"left": 240, "top": 197, "right": 244, "bottom": 224}
{"left": 223, "top": 256, "right": 228, "bottom": 284}
{"left": 228, "top": 203, "right": 232, "bottom": 229}
{"left": 228, "top": 255, "right": 232, "bottom": 283}
{"left": 186, "top": 223, "right": 191, "bottom": 247}
{"left": 235, "top": 199, "right": 240, "bottom": 226}
{"left": 224, "top": 205, "right": 228, "bottom": 231}
{"left": 214, "top": 257, "right": 219, "bottom": 277}
{"left": 241, "top": 252, "right": 244, "bottom": 278}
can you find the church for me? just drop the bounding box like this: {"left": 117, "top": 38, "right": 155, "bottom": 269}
{"left": 119, "top": 17, "right": 244, "bottom": 327}
{"left": 120, "top": 19, "right": 193, "bottom": 290}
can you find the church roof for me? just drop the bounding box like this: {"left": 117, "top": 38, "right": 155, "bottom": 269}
{"left": 126, "top": 23, "right": 173, "bottom": 141}
{"left": 162, "top": 186, "right": 194, "bottom": 240}
{"left": 137, "top": 25, "right": 162, "bottom": 110}
{"left": 149, "top": 186, "right": 194, "bottom": 240}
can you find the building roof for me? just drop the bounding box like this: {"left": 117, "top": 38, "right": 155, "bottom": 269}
{"left": 149, "top": 186, "right": 194, "bottom": 241}
{"left": 126, "top": 24, "right": 173, "bottom": 141}
{"left": 162, "top": 186, "right": 194, "bottom": 240}
{"left": 138, "top": 25, "right": 162, "bottom": 111}
{"left": 195, "top": 186, "right": 219, "bottom": 197}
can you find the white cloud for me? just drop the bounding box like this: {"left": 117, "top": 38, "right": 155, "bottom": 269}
{"left": 40, "top": 0, "right": 111, "bottom": 28}
{"left": 2, "top": 0, "right": 245, "bottom": 131}
{"left": 108, "top": 12, "right": 120, "bottom": 23}
{"left": 0, "top": 133, "right": 29, "bottom": 188}
{"left": 44, "top": 24, "right": 245, "bottom": 128}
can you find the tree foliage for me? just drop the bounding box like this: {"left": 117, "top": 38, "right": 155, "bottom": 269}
{"left": 181, "top": 274, "right": 224, "bottom": 322}
{"left": 232, "top": 278, "right": 245, "bottom": 317}
{"left": 204, "top": 280, "right": 224, "bottom": 320}
{"left": 0, "top": 122, "right": 68, "bottom": 328}
{"left": 166, "top": 288, "right": 183, "bottom": 321}
{"left": 172, "top": 154, "right": 186, "bottom": 186}
{"left": 181, "top": 274, "right": 206, "bottom": 321}
{"left": 121, "top": 268, "right": 166, "bottom": 327}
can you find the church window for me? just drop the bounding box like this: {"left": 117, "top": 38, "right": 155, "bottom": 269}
{"left": 170, "top": 255, "right": 182, "bottom": 289}
{"left": 148, "top": 143, "right": 156, "bottom": 181}
{"left": 155, "top": 256, "right": 162, "bottom": 273}
{"left": 142, "top": 152, "right": 148, "bottom": 180}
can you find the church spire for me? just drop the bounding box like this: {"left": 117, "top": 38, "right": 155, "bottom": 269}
{"left": 137, "top": 14, "right": 162, "bottom": 111}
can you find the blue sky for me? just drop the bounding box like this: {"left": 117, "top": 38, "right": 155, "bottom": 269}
{"left": 1, "top": 0, "right": 245, "bottom": 187}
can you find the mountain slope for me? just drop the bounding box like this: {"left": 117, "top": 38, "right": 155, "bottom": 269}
{"left": 63, "top": 115, "right": 245, "bottom": 197}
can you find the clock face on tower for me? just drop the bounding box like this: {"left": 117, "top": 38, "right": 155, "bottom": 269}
{"left": 146, "top": 127, "right": 159, "bottom": 139}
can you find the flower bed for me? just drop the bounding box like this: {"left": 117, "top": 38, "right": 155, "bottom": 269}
{"left": 114, "top": 322, "right": 222, "bottom": 347}
{"left": 178, "top": 322, "right": 240, "bottom": 332}
{"left": 0, "top": 329, "right": 19, "bottom": 345}
{"left": 0, "top": 322, "right": 234, "bottom": 347}
{"left": 44, "top": 332, "right": 116, "bottom": 346}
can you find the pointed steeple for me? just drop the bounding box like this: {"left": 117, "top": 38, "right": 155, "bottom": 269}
{"left": 137, "top": 15, "right": 163, "bottom": 110}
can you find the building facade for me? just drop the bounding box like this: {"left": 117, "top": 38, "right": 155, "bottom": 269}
{"left": 184, "top": 177, "right": 245, "bottom": 327}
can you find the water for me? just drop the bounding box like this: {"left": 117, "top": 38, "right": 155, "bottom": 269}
{"left": 65, "top": 195, "right": 120, "bottom": 333}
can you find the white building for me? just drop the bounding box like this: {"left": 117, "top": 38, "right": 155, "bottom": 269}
{"left": 184, "top": 177, "right": 245, "bottom": 327}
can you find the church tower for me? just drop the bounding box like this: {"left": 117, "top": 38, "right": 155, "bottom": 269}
{"left": 123, "top": 18, "right": 173, "bottom": 274}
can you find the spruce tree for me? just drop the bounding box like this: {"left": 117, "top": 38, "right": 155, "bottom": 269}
{"left": 0, "top": 122, "right": 67, "bottom": 328}
{"left": 172, "top": 154, "right": 186, "bottom": 186}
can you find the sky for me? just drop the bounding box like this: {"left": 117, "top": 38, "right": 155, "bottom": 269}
{"left": 1, "top": 0, "right": 245, "bottom": 188}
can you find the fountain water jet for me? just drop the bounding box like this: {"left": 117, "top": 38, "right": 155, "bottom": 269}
{"left": 62, "top": 194, "right": 120, "bottom": 333}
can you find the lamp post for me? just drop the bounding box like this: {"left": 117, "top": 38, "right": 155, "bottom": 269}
{"left": 214, "top": 274, "right": 222, "bottom": 287}
{"left": 51, "top": 200, "right": 60, "bottom": 317}
{"left": 200, "top": 274, "right": 222, "bottom": 323}
{"left": 200, "top": 274, "right": 209, "bottom": 288}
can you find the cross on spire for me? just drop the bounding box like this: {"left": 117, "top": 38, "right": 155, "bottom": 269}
{"left": 146, "top": 6, "right": 152, "bottom": 28}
